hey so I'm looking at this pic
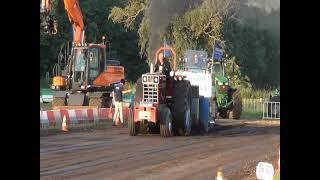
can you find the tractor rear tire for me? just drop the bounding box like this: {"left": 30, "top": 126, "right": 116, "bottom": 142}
{"left": 128, "top": 110, "right": 138, "bottom": 136}
{"left": 89, "top": 97, "right": 103, "bottom": 108}
{"left": 173, "top": 80, "right": 192, "bottom": 136}
{"left": 159, "top": 106, "right": 173, "bottom": 137}
{"left": 229, "top": 89, "right": 242, "bottom": 119}
{"left": 52, "top": 97, "right": 65, "bottom": 107}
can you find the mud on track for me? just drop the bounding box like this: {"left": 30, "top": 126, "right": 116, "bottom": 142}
{"left": 40, "top": 119, "right": 280, "bottom": 180}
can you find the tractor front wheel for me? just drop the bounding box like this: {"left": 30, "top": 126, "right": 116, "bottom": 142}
{"left": 128, "top": 111, "right": 138, "bottom": 136}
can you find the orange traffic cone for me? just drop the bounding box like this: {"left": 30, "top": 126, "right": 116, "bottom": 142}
{"left": 61, "top": 115, "right": 68, "bottom": 132}
{"left": 216, "top": 169, "right": 223, "bottom": 180}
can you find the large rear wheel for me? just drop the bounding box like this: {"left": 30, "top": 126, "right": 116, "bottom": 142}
{"left": 173, "top": 80, "right": 192, "bottom": 136}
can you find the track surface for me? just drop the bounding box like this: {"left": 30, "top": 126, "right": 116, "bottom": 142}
{"left": 40, "top": 119, "right": 280, "bottom": 180}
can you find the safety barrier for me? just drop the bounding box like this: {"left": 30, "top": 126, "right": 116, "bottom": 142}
{"left": 40, "top": 107, "right": 131, "bottom": 128}
{"left": 262, "top": 101, "right": 280, "bottom": 119}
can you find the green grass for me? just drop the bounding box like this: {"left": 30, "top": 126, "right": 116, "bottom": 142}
{"left": 273, "top": 171, "right": 280, "bottom": 180}
{"left": 241, "top": 110, "right": 263, "bottom": 119}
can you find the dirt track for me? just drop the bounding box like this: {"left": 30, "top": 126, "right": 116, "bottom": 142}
{"left": 40, "top": 119, "right": 280, "bottom": 180}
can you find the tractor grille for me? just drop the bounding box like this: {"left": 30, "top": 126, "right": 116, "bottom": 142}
{"left": 143, "top": 83, "right": 158, "bottom": 103}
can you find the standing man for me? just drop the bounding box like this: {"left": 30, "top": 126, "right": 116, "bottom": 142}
{"left": 112, "top": 79, "right": 132, "bottom": 126}
{"left": 155, "top": 52, "right": 171, "bottom": 78}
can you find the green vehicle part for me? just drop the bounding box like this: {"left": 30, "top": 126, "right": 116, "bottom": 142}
{"left": 211, "top": 63, "right": 242, "bottom": 119}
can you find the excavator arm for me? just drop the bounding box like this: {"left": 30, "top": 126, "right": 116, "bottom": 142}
{"left": 40, "top": 0, "right": 85, "bottom": 45}
{"left": 63, "top": 0, "right": 85, "bottom": 45}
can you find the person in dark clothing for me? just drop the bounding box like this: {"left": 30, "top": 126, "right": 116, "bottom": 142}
{"left": 112, "top": 79, "right": 132, "bottom": 126}
{"left": 155, "top": 52, "right": 171, "bottom": 78}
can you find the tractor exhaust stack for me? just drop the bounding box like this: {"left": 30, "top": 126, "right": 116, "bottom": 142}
{"left": 150, "top": 63, "right": 154, "bottom": 74}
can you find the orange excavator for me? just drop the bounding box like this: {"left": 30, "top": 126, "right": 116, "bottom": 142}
{"left": 40, "top": 0, "right": 125, "bottom": 108}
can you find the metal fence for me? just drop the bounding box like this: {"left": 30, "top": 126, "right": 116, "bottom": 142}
{"left": 242, "top": 98, "right": 280, "bottom": 119}
{"left": 263, "top": 101, "right": 280, "bottom": 119}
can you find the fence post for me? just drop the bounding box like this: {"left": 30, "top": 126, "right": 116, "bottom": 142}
{"left": 279, "top": 102, "right": 280, "bottom": 119}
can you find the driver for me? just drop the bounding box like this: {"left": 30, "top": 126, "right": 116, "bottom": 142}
{"left": 155, "top": 52, "right": 171, "bottom": 78}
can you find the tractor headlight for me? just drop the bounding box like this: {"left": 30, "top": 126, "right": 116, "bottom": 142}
{"left": 51, "top": 85, "right": 55, "bottom": 90}
{"left": 218, "top": 82, "right": 223, "bottom": 86}
{"left": 143, "top": 76, "right": 147, "bottom": 82}
{"left": 81, "top": 85, "right": 85, "bottom": 89}
{"left": 178, "top": 76, "right": 182, "bottom": 81}
{"left": 169, "top": 71, "right": 174, "bottom": 77}
{"left": 154, "top": 76, "right": 159, "bottom": 83}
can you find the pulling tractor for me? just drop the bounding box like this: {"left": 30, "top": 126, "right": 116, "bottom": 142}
{"left": 206, "top": 40, "right": 242, "bottom": 120}
{"left": 129, "top": 46, "right": 215, "bottom": 137}
{"left": 210, "top": 59, "right": 242, "bottom": 119}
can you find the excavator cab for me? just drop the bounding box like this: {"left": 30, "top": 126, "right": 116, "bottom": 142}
{"left": 71, "top": 44, "right": 106, "bottom": 90}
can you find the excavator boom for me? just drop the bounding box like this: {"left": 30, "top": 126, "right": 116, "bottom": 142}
{"left": 63, "top": 0, "right": 85, "bottom": 45}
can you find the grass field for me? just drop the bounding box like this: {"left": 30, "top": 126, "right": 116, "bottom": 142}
{"left": 241, "top": 110, "right": 263, "bottom": 119}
